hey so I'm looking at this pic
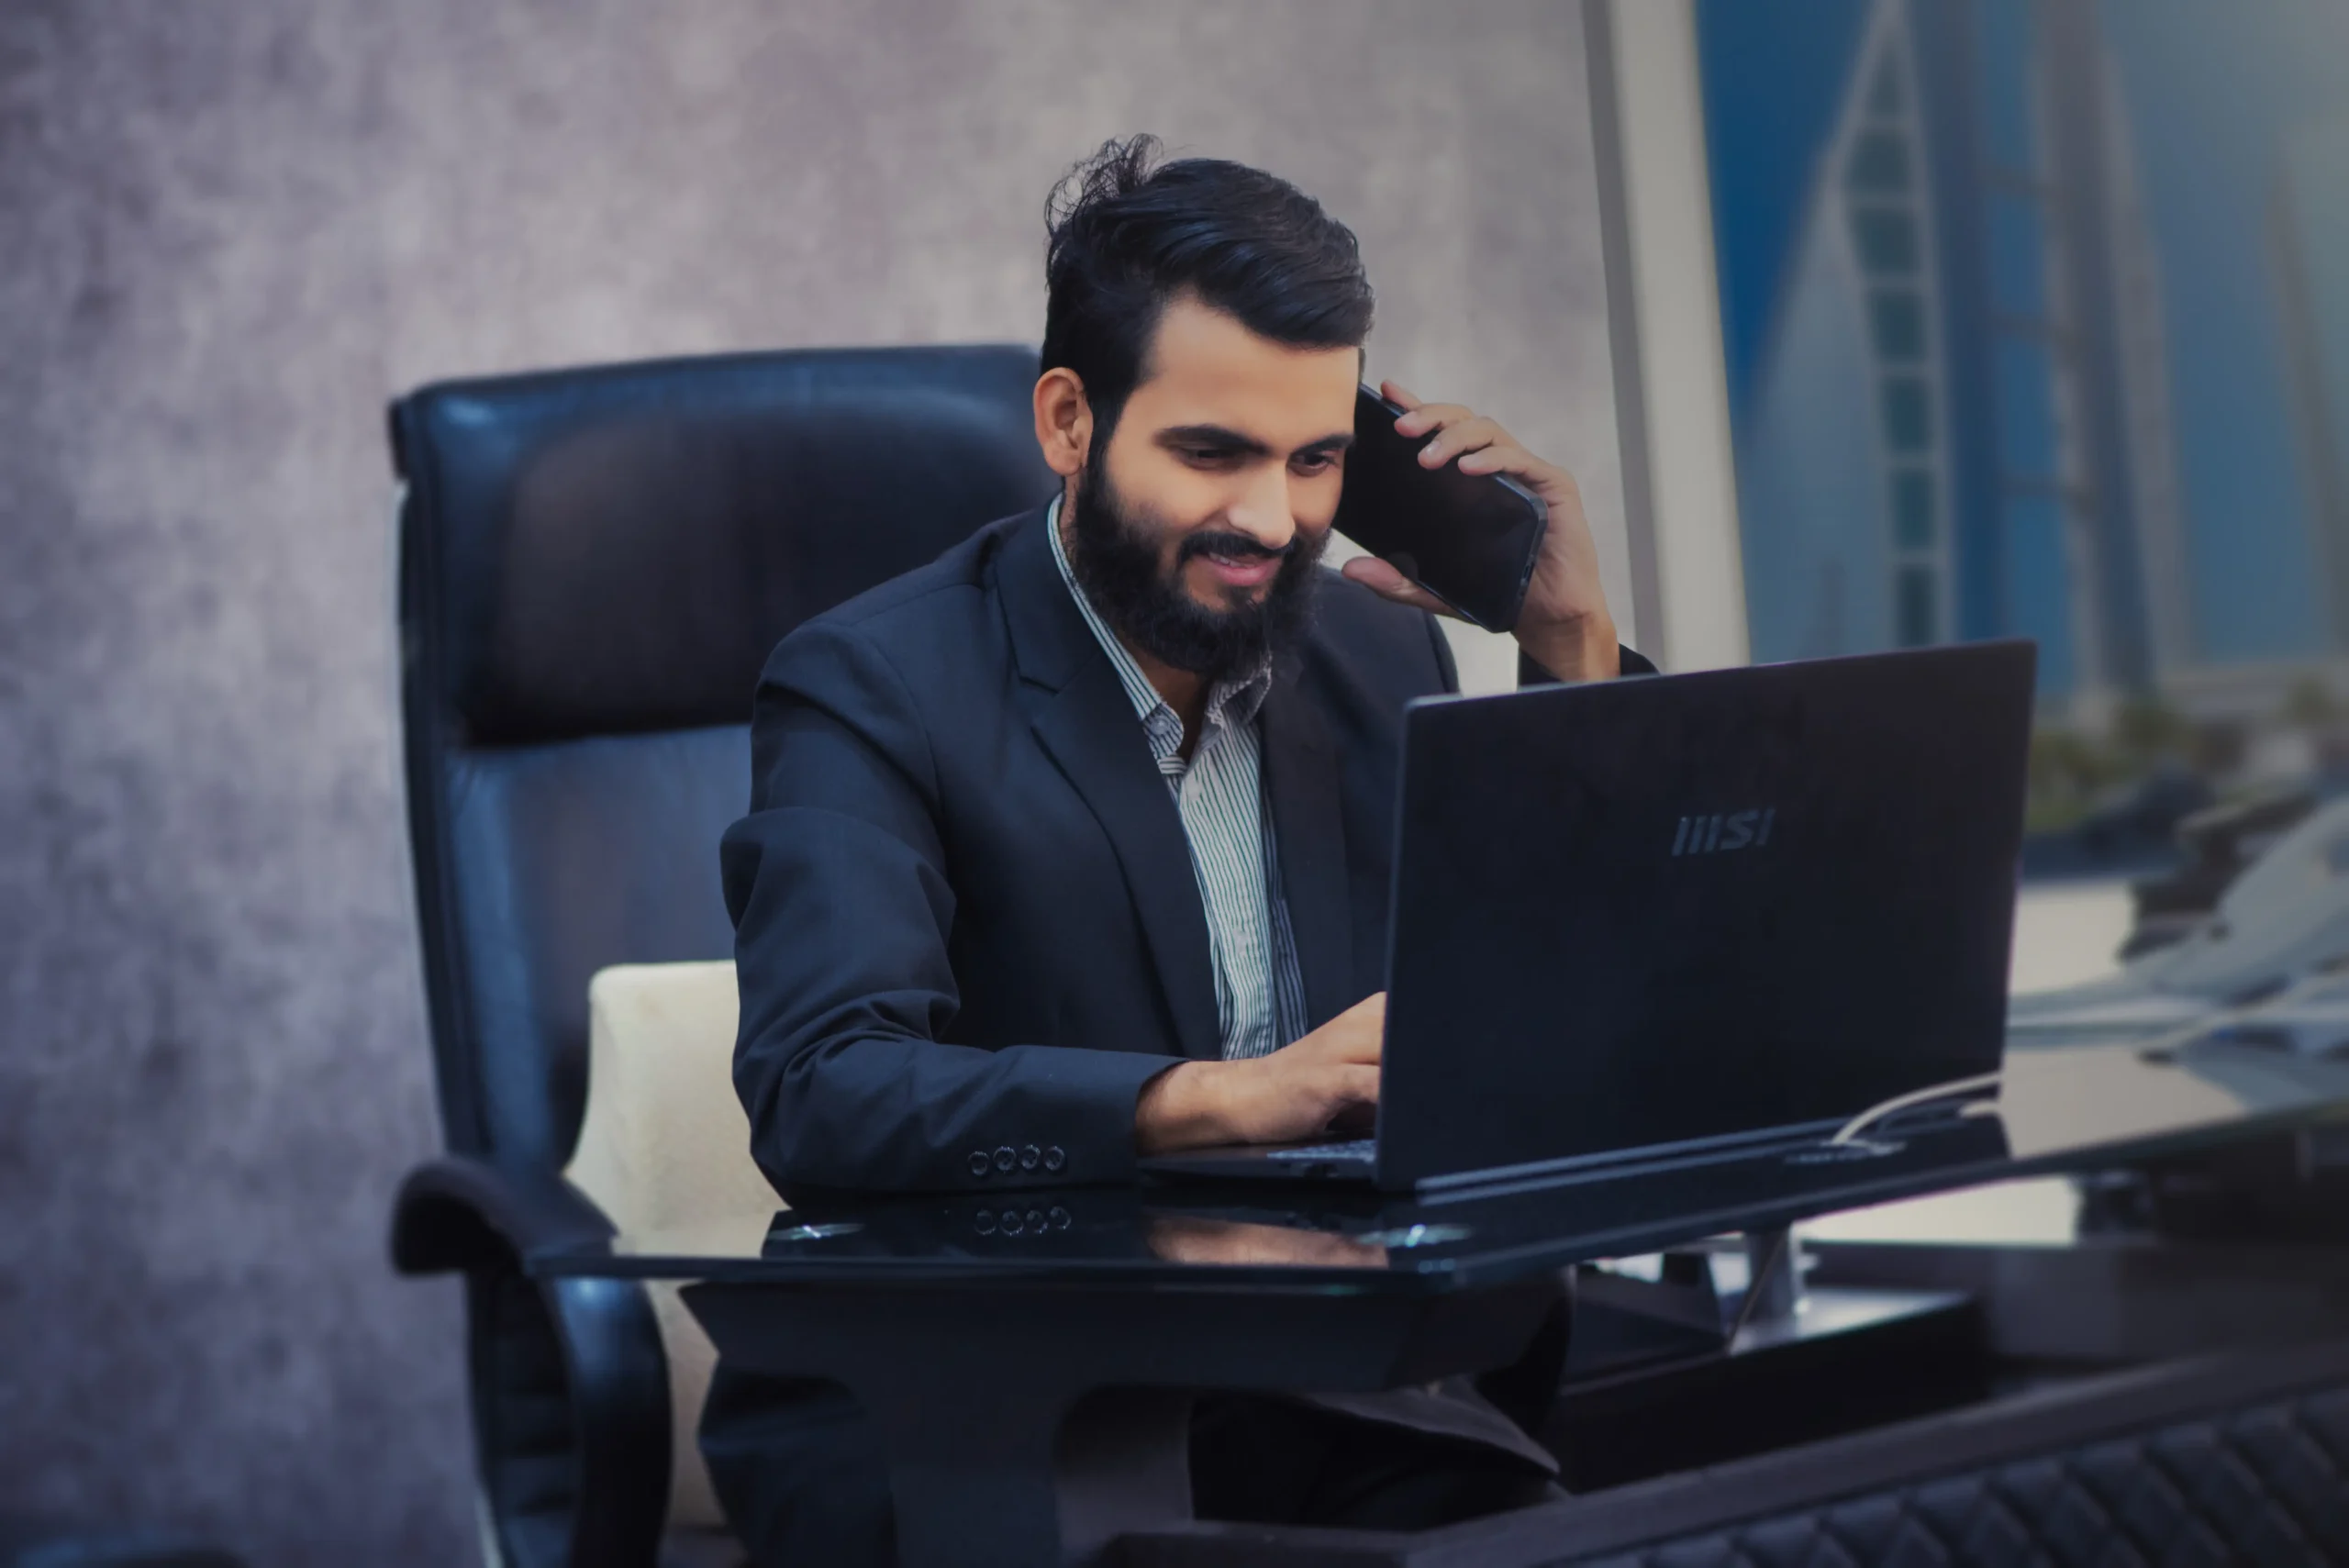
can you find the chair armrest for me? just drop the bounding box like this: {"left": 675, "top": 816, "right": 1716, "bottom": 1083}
{"left": 389, "top": 1156, "right": 671, "bottom": 1568}
{"left": 390, "top": 1153, "right": 617, "bottom": 1276}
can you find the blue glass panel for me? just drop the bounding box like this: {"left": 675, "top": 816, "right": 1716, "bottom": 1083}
{"left": 1977, "top": 0, "right": 2039, "bottom": 175}
{"left": 1870, "top": 289, "right": 1927, "bottom": 360}
{"left": 2002, "top": 495, "right": 2074, "bottom": 695}
{"left": 1987, "top": 194, "right": 2045, "bottom": 317}
{"left": 1881, "top": 377, "right": 1932, "bottom": 452}
{"left": 1896, "top": 564, "right": 1940, "bottom": 646}
{"left": 1892, "top": 468, "right": 1936, "bottom": 550}
{"left": 1845, "top": 129, "right": 1911, "bottom": 194}
{"left": 1850, "top": 206, "right": 1920, "bottom": 274}
{"left": 1995, "top": 338, "right": 2057, "bottom": 476}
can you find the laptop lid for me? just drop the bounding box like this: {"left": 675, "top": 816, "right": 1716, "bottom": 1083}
{"left": 1375, "top": 640, "right": 2035, "bottom": 1191}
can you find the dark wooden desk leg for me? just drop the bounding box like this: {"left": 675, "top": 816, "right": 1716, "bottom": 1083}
{"left": 855, "top": 1374, "right": 1192, "bottom": 1568}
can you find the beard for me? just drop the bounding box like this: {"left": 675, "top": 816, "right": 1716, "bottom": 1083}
{"left": 1065, "top": 458, "right": 1326, "bottom": 680}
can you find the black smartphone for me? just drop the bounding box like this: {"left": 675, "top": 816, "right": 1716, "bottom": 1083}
{"left": 1330, "top": 384, "right": 1548, "bottom": 633}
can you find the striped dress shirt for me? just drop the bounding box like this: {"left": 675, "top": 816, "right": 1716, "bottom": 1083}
{"left": 1047, "top": 497, "right": 1309, "bottom": 1059}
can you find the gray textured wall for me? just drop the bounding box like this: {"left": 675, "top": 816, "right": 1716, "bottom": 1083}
{"left": 0, "top": 4, "right": 1617, "bottom": 1562}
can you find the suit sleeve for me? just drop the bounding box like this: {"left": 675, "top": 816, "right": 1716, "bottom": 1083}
{"left": 720, "top": 619, "right": 1173, "bottom": 1194}
{"left": 1518, "top": 643, "right": 1658, "bottom": 687}
{"left": 1424, "top": 611, "right": 1462, "bottom": 695}
{"left": 1421, "top": 609, "right": 1655, "bottom": 693}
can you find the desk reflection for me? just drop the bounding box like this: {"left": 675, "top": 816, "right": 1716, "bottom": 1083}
{"left": 1146, "top": 1215, "right": 1390, "bottom": 1269}
{"left": 566, "top": 1032, "right": 2349, "bottom": 1289}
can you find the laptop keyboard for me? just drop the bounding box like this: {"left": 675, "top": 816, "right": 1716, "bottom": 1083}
{"left": 1265, "top": 1139, "right": 1377, "bottom": 1162}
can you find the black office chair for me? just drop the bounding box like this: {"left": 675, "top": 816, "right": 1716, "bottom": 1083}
{"left": 383, "top": 345, "right": 1054, "bottom": 1568}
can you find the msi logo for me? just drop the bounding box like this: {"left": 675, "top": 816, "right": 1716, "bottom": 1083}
{"left": 1672, "top": 808, "right": 1776, "bottom": 857}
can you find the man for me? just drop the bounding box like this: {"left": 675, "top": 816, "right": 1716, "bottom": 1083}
{"left": 705, "top": 136, "right": 1649, "bottom": 1563}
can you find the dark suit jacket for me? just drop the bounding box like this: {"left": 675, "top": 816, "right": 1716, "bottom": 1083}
{"left": 722, "top": 502, "right": 1515, "bottom": 1193}
{"left": 707, "top": 505, "right": 1653, "bottom": 1554}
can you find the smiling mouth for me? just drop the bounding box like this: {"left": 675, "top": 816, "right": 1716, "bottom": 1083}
{"left": 1196, "top": 549, "right": 1284, "bottom": 589}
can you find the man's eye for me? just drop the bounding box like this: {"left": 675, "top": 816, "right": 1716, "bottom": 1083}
{"left": 1179, "top": 447, "right": 1235, "bottom": 465}
{"left": 1292, "top": 453, "right": 1339, "bottom": 475}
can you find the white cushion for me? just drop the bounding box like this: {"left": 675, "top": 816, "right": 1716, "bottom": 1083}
{"left": 565, "top": 961, "right": 777, "bottom": 1532}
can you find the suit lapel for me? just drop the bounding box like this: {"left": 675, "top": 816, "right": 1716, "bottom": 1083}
{"left": 996, "top": 509, "right": 1223, "bottom": 1062}
{"left": 1261, "top": 673, "right": 1356, "bottom": 1029}
{"left": 1031, "top": 674, "right": 1222, "bottom": 1062}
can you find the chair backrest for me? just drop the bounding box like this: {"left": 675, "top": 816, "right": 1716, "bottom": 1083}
{"left": 392, "top": 345, "right": 1053, "bottom": 1171}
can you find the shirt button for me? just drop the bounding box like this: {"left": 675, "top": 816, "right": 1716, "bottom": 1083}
{"left": 1042, "top": 1146, "right": 1066, "bottom": 1173}
{"left": 994, "top": 1145, "right": 1018, "bottom": 1173}
{"left": 1019, "top": 1144, "right": 1041, "bottom": 1172}
{"left": 967, "top": 1151, "right": 990, "bottom": 1177}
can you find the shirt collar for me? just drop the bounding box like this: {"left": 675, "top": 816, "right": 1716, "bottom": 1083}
{"left": 1044, "top": 495, "right": 1275, "bottom": 756}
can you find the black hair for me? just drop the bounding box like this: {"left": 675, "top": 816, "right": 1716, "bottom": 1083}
{"left": 1041, "top": 136, "right": 1374, "bottom": 453}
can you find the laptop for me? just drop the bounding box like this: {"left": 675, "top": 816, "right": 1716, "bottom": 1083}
{"left": 1141, "top": 640, "right": 2036, "bottom": 1194}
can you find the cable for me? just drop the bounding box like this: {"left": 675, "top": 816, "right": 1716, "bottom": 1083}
{"left": 1826, "top": 1071, "right": 2003, "bottom": 1147}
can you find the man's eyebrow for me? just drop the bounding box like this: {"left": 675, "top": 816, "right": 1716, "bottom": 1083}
{"left": 1157, "top": 424, "right": 1355, "bottom": 457}
{"left": 1158, "top": 424, "right": 1272, "bottom": 456}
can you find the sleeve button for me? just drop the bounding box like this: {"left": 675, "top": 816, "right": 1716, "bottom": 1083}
{"left": 974, "top": 1209, "right": 996, "bottom": 1234}
{"left": 1048, "top": 1206, "right": 1073, "bottom": 1229}
{"left": 1042, "top": 1146, "right": 1066, "bottom": 1173}
{"left": 994, "top": 1145, "right": 1018, "bottom": 1173}
{"left": 1019, "top": 1144, "right": 1041, "bottom": 1171}
{"left": 968, "top": 1151, "right": 990, "bottom": 1177}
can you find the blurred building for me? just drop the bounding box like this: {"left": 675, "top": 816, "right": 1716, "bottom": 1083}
{"left": 1729, "top": 0, "right": 2191, "bottom": 716}
{"left": 2275, "top": 117, "right": 2349, "bottom": 655}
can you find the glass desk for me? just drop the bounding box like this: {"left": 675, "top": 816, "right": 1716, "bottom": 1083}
{"left": 521, "top": 1033, "right": 2349, "bottom": 1567}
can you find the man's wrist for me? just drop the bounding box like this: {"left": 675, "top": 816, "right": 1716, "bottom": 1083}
{"left": 1135, "top": 1060, "right": 1236, "bottom": 1154}
{"left": 1517, "top": 609, "right": 1620, "bottom": 684}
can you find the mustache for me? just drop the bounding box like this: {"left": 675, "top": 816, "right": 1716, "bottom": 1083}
{"left": 1177, "top": 530, "right": 1295, "bottom": 565}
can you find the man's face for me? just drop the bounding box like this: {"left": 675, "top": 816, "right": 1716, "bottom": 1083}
{"left": 1067, "top": 296, "right": 1361, "bottom": 677}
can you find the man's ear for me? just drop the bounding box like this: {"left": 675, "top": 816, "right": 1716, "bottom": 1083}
{"left": 1033, "top": 368, "right": 1093, "bottom": 479}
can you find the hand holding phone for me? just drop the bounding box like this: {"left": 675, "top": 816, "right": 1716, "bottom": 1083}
{"left": 1337, "top": 381, "right": 1622, "bottom": 682}
{"left": 1330, "top": 384, "right": 1548, "bottom": 633}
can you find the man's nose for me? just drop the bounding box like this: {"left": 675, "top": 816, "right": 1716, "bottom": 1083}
{"left": 1225, "top": 466, "right": 1299, "bottom": 552}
